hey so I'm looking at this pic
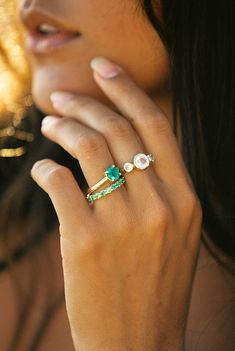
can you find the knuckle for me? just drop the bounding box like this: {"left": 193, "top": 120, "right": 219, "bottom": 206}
{"left": 57, "top": 95, "right": 92, "bottom": 116}
{"left": 138, "top": 182, "right": 170, "bottom": 232}
{"left": 45, "top": 165, "right": 72, "bottom": 187}
{"left": 71, "top": 96, "right": 91, "bottom": 110}
{"left": 117, "top": 78, "right": 137, "bottom": 95}
{"left": 185, "top": 189, "right": 201, "bottom": 212}
{"left": 76, "top": 132, "right": 105, "bottom": 155}
{"left": 64, "top": 95, "right": 91, "bottom": 113}
{"left": 179, "top": 188, "right": 203, "bottom": 221}
{"left": 192, "top": 196, "right": 203, "bottom": 221}
{"left": 147, "top": 197, "right": 169, "bottom": 231}
{"left": 55, "top": 117, "right": 73, "bottom": 131}
{"left": 154, "top": 202, "right": 169, "bottom": 228}
{"left": 153, "top": 115, "right": 171, "bottom": 134}
{"left": 104, "top": 117, "right": 132, "bottom": 138}
{"left": 48, "top": 117, "right": 75, "bottom": 135}
{"left": 139, "top": 113, "right": 171, "bottom": 135}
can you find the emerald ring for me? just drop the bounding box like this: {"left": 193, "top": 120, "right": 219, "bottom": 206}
{"left": 86, "top": 153, "right": 155, "bottom": 198}
{"left": 87, "top": 165, "right": 122, "bottom": 195}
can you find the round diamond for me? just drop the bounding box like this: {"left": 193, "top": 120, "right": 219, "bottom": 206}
{"left": 133, "top": 153, "right": 150, "bottom": 170}
{"left": 123, "top": 162, "right": 134, "bottom": 173}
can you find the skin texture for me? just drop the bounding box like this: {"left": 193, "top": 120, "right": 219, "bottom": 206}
{"left": 31, "top": 62, "right": 202, "bottom": 350}
{"left": 18, "top": 1, "right": 203, "bottom": 350}
{"left": 19, "top": 0, "right": 171, "bottom": 118}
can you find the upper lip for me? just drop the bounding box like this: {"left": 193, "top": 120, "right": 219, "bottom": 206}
{"left": 19, "top": 7, "right": 80, "bottom": 34}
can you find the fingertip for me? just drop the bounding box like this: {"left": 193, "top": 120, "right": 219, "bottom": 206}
{"left": 90, "top": 57, "right": 124, "bottom": 79}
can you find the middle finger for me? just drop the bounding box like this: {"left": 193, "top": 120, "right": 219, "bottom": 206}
{"left": 49, "top": 93, "right": 158, "bottom": 193}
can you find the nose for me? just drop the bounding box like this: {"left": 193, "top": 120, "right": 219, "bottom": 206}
{"left": 18, "top": 0, "right": 41, "bottom": 23}
{"left": 19, "top": 0, "right": 51, "bottom": 15}
{"left": 21, "top": 0, "right": 33, "bottom": 9}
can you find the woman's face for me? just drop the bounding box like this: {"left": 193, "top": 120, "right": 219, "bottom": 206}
{"left": 19, "top": 0, "right": 170, "bottom": 116}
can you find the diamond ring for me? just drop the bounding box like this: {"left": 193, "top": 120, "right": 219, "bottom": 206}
{"left": 86, "top": 153, "right": 155, "bottom": 196}
{"left": 120, "top": 153, "right": 155, "bottom": 173}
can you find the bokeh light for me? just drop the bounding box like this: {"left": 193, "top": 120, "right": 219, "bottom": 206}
{"left": 0, "top": 0, "right": 32, "bottom": 124}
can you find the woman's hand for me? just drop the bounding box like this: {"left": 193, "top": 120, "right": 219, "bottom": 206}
{"left": 31, "top": 57, "right": 202, "bottom": 351}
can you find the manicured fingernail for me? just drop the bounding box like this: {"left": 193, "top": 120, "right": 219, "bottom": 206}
{"left": 90, "top": 57, "right": 124, "bottom": 78}
{"left": 50, "top": 92, "right": 74, "bottom": 106}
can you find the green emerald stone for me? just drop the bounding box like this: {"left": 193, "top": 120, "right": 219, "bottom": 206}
{"left": 105, "top": 165, "right": 121, "bottom": 181}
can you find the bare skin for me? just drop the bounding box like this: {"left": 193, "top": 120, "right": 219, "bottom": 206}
{"left": 1, "top": 229, "right": 234, "bottom": 351}
{"left": 1, "top": 0, "right": 232, "bottom": 350}
{"left": 19, "top": 0, "right": 171, "bottom": 119}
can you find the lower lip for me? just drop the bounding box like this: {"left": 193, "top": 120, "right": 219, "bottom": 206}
{"left": 25, "top": 30, "right": 81, "bottom": 54}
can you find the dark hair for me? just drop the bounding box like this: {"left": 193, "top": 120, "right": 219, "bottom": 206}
{"left": 1, "top": 0, "right": 234, "bottom": 349}
{"left": 141, "top": 0, "right": 235, "bottom": 266}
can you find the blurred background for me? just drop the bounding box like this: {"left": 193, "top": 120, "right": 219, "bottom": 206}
{"left": 0, "top": 0, "right": 33, "bottom": 157}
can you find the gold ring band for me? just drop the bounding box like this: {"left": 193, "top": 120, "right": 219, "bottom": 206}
{"left": 87, "top": 153, "right": 155, "bottom": 196}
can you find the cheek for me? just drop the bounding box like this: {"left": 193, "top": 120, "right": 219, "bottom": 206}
{"left": 31, "top": 46, "right": 170, "bottom": 116}
{"left": 86, "top": 5, "right": 170, "bottom": 94}
{"left": 31, "top": 7, "right": 170, "bottom": 115}
{"left": 121, "top": 33, "right": 170, "bottom": 95}
{"left": 31, "top": 57, "right": 123, "bottom": 115}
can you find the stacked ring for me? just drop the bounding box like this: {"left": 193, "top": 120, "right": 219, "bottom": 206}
{"left": 86, "top": 152, "right": 155, "bottom": 203}
{"left": 87, "top": 177, "right": 126, "bottom": 203}
{"left": 87, "top": 164, "right": 122, "bottom": 195}
{"left": 120, "top": 153, "right": 155, "bottom": 173}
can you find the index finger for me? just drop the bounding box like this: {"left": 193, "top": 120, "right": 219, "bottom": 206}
{"left": 90, "top": 57, "right": 190, "bottom": 185}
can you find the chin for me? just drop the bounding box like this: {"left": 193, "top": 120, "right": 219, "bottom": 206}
{"left": 31, "top": 67, "right": 119, "bottom": 116}
{"left": 32, "top": 84, "right": 56, "bottom": 115}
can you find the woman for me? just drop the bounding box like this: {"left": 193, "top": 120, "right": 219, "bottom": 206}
{"left": 0, "top": 0, "right": 234, "bottom": 350}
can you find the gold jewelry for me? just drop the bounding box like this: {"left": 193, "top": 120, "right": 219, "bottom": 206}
{"left": 0, "top": 0, "right": 33, "bottom": 158}
{"left": 87, "top": 153, "right": 155, "bottom": 196}
{"left": 87, "top": 165, "right": 122, "bottom": 195}
{"left": 120, "top": 153, "right": 155, "bottom": 173}
{"left": 0, "top": 96, "right": 34, "bottom": 158}
{"left": 87, "top": 177, "right": 126, "bottom": 203}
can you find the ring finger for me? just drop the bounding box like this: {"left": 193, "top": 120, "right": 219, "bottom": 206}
{"left": 41, "top": 116, "right": 128, "bottom": 205}
{"left": 48, "top": 94, "right": 157, "bottom": 193}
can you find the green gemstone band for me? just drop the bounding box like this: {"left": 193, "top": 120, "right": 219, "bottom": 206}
{"left": 87, "top": 177, "right": 126, "bottom": 203}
